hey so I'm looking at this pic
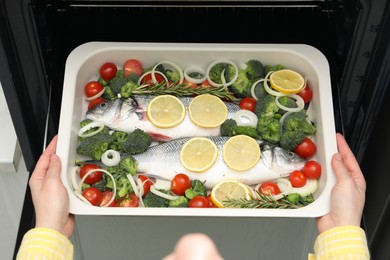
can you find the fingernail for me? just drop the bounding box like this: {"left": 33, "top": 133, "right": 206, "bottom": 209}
{"left": 51, "top": 154, "right": 58, "bottom": 161}
{"left": 335, "top": 153, "right": 342, "bottom": 161}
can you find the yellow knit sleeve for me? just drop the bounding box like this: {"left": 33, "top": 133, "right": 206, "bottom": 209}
{"left": 16, "top": 227, "right": 74, "bottom": 260}
{"left": 308, "top": 225, "right": 370, "bottom": 260}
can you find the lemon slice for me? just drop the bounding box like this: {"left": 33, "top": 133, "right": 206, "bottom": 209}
{"left": 270, "top": 69, "right": 305, "bottom": 94}
{"left": 188, "top": 94, "right": 228, "bottom": 128}
{"left": 147, "top": 95, "right": 186, "bottom": 128}
{"left": 180, "top": 137, "right": 218, "bottom": 172}
{"left": 210, "top": 179, "right": 252, "bottom": 208}
{"left": 222, "top": 135, "right": 261, "bottom": 171}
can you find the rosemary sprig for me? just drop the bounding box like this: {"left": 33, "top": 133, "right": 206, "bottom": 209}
{"left": 222, "top": 192, "right": 315, "bottom": 209}
{"left": 131, "top": 82, "right": 237, "bottom": 101}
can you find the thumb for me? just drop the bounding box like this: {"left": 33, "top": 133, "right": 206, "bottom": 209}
{"left": 45, "top": 154, "right": 62, "bottom": 181}
{"left": 331, "top": 153, "right": 351, "bottom": 182}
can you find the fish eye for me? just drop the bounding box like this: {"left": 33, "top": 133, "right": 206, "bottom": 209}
{"left": 285, "top": 151, "right": 296, "bottom": 159}
{"left": 99, "top": 102, "right": 107, "bottom": 108}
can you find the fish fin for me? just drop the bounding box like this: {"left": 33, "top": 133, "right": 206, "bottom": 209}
{"left": 146, "top": 132, "right": 172, "bottom": 142}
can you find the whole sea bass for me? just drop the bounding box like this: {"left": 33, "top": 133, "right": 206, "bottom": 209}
{"left": 86, "top": 95, "right": 240, "bottom": 141}
{"left": 133, "top": 136, "right": 306, "bottom": 189}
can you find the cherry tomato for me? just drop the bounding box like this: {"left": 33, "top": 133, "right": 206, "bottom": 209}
{"left": 200, "top": 79, "right": 212, "bottom": 88}
{"left": 171, "top": 173, "right": 192, "bottom": 196}
{"left": 85, "top": 81, "right": 104, "bottom": 98}
{"left": 82, "top": 187, "right": 103, "bottom": 206}
{"left": 188, "top": 196, "right": 209, "bottom": 208}
{"left": 239, "top": 97, "right": 257, "bottom": 112}
{"left": 119, "top": 194, "right": 139, "bottom": 207}
{"left": 258, "top": 182, "right": 281, "bottom": 196}
{"left": 88, "top": 97, "right": 106, "bottom": 110}
{"left": 206, "top": 194, "right": 218, "bottom": 208}
{"left": 138, "top": 175, "right": 153, "bottom": 196}
{"left": 289, "top": 170, "right": 307, "bottom": 188}
{"left": 183, "top": 80, "right": 198, "bottom": 89}
{"left": 100, "top": 191, "right": 117, "bottom": 207}
{"left": 294, "top": 137, "right": 317, "bottom": 159}
{"left": 123, "top": 59, "right": 143, "bottom": 77}
{"left": 141, "top": 72, "right": 165, "bottom": 85}
{"left": 303, "top": 160, "right": 322, "bottom": 179}
{"left": 100, "top": 62, "right": 117, "bottom": 81}
{"left": 80, "top": 164, "right": 103, "bottom": 185}
{"left": 297, "top": 84, "right": 313, "bottom": 104}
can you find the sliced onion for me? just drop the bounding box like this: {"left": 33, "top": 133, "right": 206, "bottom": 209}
{"left": 126, "top": 174, "right": 140, "bottom": 197}
{"left": 280, "top": 111, "right": 293, "bottom": 126}
{"left": 78, "top": 169, "right": 117, "bottom": 207}
{"left": 150, "top": 185, "right": 179, "bottom": 201}
{"left": 206, "top": 59, "right": 238, "bottom": 88}
{"left": 264, "top": 71, "right": 283, "bottom": 97}
{"left": 184, "top": 66, "right": 207, "bottom": 84}
{"left": 74, "top": 191, "right": 92, "bottom": 206}
{"left": 101, "top": 149, "right": 121, "bottom": 167}
{"left": 137, "top": 70, "right": 168, "bottom": 85}
{"left": 153, "top": 179, "right": 172, "bottom": 190}
{"left": 78, "top": 121, "right": 105, "bottom": 138}
{"left": 239, "top": 63, "right": 248, "bottom": 70}
{"left": 275, "top": 94, "right": 305, "bottom": 113}
{"left": 136, "top": 178, "right": 145, "bottom": 197}
{"left": 71, "top": 166, "right": 81, "bottom": 191}
{"left": 233, "top": 110, "right": 258, "bottom": 127}
{"left": 254, "top": 178, "right": 292, "bottom": 201}
{"left": 290, "top": 179, "right": 318, "bottom": 196}
{"left": 251, "top": 79, "right": 265, "bottom": 101}
{"left": 152, "top": 61, "right": 184, "bottom": 84}
{"left": 85, "top": 88, "right": 105, "bottom": 101}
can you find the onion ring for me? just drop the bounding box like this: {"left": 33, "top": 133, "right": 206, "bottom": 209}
{"left": 275, "top": 94, "right": 305, "bottom": 113}
{"left": 150, "top": 185, "right": 179, "bottom": 201}
{"left": 264, "top": 71, "right": 283, "bottom": 97}
{"left": 206, "top": 59, "right": 238, "bottom": 88}
{"left": 251, "top": 79, "right": 265, "bottom": 101}
{"left": 233, "top": 110, "right": 258, "bottom": 127}
{"left": 78, "top": 121, "right": 105, "bottom": 138}
{"left": 184, "top": 66, "right": 207, "bottom": 84}
{"left": 85, "top": 88, "right": 105, "bottom": 101}
{"left": 101, "top": 149, "right": 121, "bottom": 167}
{"left": 137, "top": 70, "right": 168, "bottom": 85}
{"left": 152, "top": 61, "right": 184, "bottom": 84}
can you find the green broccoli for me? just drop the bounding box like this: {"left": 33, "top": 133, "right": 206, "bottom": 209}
{"left": 220, "top": 119, "right": 238, "bottom": 136}
{"left": 279, "top": 130, "right": 306, "bottom": 151}
{"left": 232, "top": 126, "right": 261, "bottom": 139}
{"left": 256, "top": 116, "right": 282, "bottom": 143}
{"left": 264, "top": 64, "right": 286, "bottom": 75}
{"left": 282, "top": 111, "right": 316, "bottom": 135}
{"left": 165, "top": 69, "right": 181, "bottom": 84}
{"left": 122, "top": 129, "right": 152, "bottom": 155}
{"left": 223, "top": 64, "right": 237, "bottom": 83}
{"left": 184, "top": 180, "right": 207, "bottom": 200}
{"left": 110, "top": 131, "right": 128, "bottom": 151}
{"left": 143, "top": 190, "right": 169, "bottom": 207}
{"left": 278, "top": 96, "right": 297, "bottom": 114}
{"left": 102, "top": 86, "right": 116, "bottom": 100}
{"left": 127, "top": 73, "right": 140, "bottom": 83}
{"left": 92, "top": 176, "right": 107, "bottom": 192}
{"left": 209, "top": 63, "right": 227, "bottom": 84}
{"left": 80, "top": 118, "right": 93, "bottom": 128}
{"left": 286, "top": 193, "right": 315, "bottom": 205}
{"left": 168, "top": 196, "right": 189, "bottom": 207}
{"left": 77, "top": 132, "right": 115, "bottom": 160}
{"left": 117, "top": 176, "right": 134, "bottom": 198}
{"left": 119, "top": 155, "right": 137, "bottom": 176}
{"left": 120, "top": 80, "right": 138, "bottom": 98}
{"left": 81, "top": 183, "right": 90, "bottom": 191}
{"left": 252, "top": 81, "right": 267, "bottom": 101}
{"left": 245, "top": 59, "right": 264, "bottom": 81}
{"left": 254, "top": 94, "right": 279, "bottom": 118}
{"left": 229, "top": 69, "right": 252, "bottom": 97}
{"left": 109, "top": 76, "right": 128, "bottom": 95}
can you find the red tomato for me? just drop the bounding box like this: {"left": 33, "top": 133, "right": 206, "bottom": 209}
{"left": 100, "top": 191, "right": 117, "bottom": 207}
{"left": 200, "top": 79, "right": 212, "bottom": 88}
{"left": 80, "top": 164, "right": 103, "bottom": 185}
{"left": 99, "top": 62, "right": 117, "bottom": 81}
{"left": 294, "top": 138, "right": 317, "bottom": 159}
{"left": 239, "top": 97, "right": 257, "bottom": 112}
{"left": 85, "top": 81, "right": 104, "bottom": 98}
{"left": 138, "top": 175, "right": 153, "bottom": 196}
{"left": 123, "top": 59, "right": 143, "bottom": 77}
{"left": 119, "top": 194, "right": 139, "bottom": 207}
{"left": 188, "top": 196, "right": 209, "bottom": 208}
{"left": 303, "top": 160, "right": 322, "bottom": 179}
{"left": 289, "top": 170, "right": 307, "bottom": 188}
{"left": 297, "top": 84, "right": 313, "bottom": 104}
{"left": 206, "top": 194, "right": 218, "bottom": 208}
{"left": 88, "top": 97, "right": 106, "bottom": 110}
{"left": 258, "top": 182, "right": 281, "bottom": 196}
{"left": 82, "top": 187, "right": 103, "bottom": 206}
{"left": 141, "top": 72, "right": 165, "bottom": 85}
{"left": 183, "top": 80, "right": 198, "bottom": 89}
{"left": 171, "top": 173, "right": 192, "bottom": 196}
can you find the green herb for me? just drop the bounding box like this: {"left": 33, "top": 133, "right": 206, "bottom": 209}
{"left": 223, "top": 192, "right": 314, "bottom": 209}
{"left": 129, "top": 82, "right": 237, "bottom": 101}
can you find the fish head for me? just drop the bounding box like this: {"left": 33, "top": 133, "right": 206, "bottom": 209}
{"left": 261, "top": 143, "right": 307, "bottom": 175}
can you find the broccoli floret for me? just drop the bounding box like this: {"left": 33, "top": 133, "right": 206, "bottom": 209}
{"left": 229, "top": 69, "right": 252, "bottom": 97}
{"left": 245, "top": 59, "right": 264, "bottom": 81}
{"left": 223, "top": 64, "right": 237, "bottom": 83}
{"left": 256, "top": 116, "right": 282, "bottom": 143}
{"left": 80, "top": 119, "right": 93, "bottom": 128}
{"left": 282, "top": 111, "right": 316, "bottom": 135}
{"left": 119, "top": 155, "right": 137, "bottom": 176}
{"left": 110, "top": 131, "right": 128, "bottom": 151}
{"left": 110, "top": 77, "right": 128, "bottom": 95}
{"left": 264, "top": 64, "right": 286, "bottom": 75}
{"left": 120, "top": 80, "right": 138, "bottom": 98}
{"left": 254, "top": 95, "right": 279, "bottom": 118}
{"left": 122, "top": 129, "right": 152, "bottom": 155}
{"left": 209, "top": 63, "right": 226, "bottom": 84}
{"left": 127, "top": 73, "right": 140, "bottom": 83}
{"left": 165, "top": 69, "right": 181, "bottom": 84}
{"left": 116, "top": 176, "right": 134, "bottom": 198}
{"left": 168, "top": 196, "right": 189, "bottom": 207}
{"left": 184, "top": 180, "right": 207, "bottom": 200}
{"left": 143, "top": 190, "right": 169, "bottom": 207}
{"left": 286, "top": 193, "right": 315, "bottom": 205}
{"left": 279, "top": 130, "right": 306, "bottom": 151}
{"left": 77, "top": 132, "right": 115, "bottom": 160}
{"left": 252, "top": 81, "right": 267, "bottom": 101}
{"left": 102, "top": 86, "right": 116, "bottom": 100}
{"left": 220, "top": 119, "right": 238, "bottom": 136}
{"left": 278, "top": 96, "right": 297, "bottom": 114}
{"left": 92, "top": 177, "right": 107, "bottom": 192}
{"left": 81, "top": 183, "right": 90, "bottom": 191}
{"left": 232, "top": 126, "right": 261, "bottom": 139}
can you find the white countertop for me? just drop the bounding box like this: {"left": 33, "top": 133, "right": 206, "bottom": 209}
{"left": 0, "top": 82, "right": 21, "bottom": 173}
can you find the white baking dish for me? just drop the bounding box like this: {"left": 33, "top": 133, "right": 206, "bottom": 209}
{"left": 57, "top": 42, "right": 337, "bottom": 217}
